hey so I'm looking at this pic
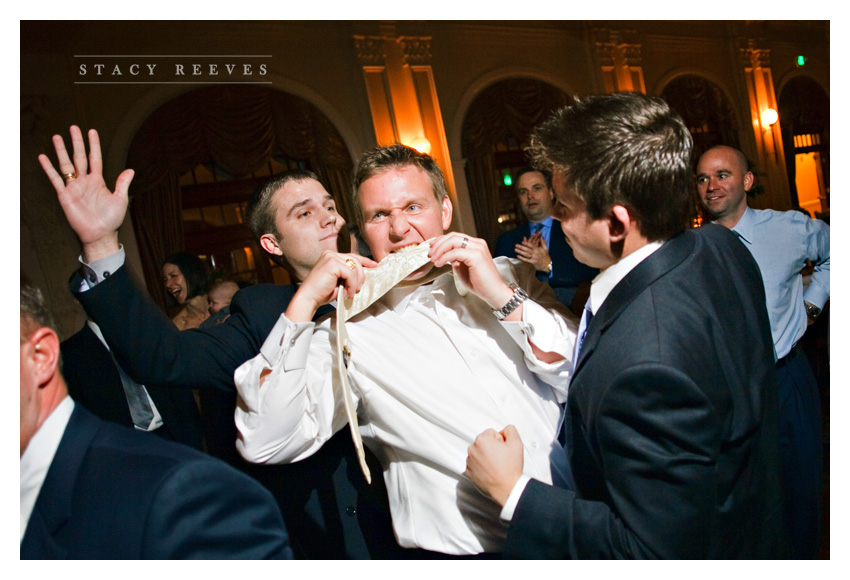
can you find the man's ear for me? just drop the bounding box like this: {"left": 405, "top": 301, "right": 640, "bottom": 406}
{"left": 441, "top": 195, "right": 453, "bottom": 231}
{"left": 743, "top": 171, "right": 755, "bottom": 192}
{"left": 259, "top": 233, "right": 283, "bottom": 257}
{"left": 29, "top": 327, "right": 61, "bottom": 388}
{"left": 608, "top": 205, "right": 632, "bottom": 242}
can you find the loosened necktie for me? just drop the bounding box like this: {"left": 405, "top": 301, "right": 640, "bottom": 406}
{"left": 335, "top": 241, "right": 435, "bottom": 482}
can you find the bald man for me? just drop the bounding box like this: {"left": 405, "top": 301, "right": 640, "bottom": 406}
{"left": 696, "top": 145, "right": 830, "bottom": 559}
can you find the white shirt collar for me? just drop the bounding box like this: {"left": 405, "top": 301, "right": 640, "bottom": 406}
{"left": 21, "top": 396, "right": 75, "bottom": 541}
{"left": 588, "top": 241, "right": 664, "bottom": 315}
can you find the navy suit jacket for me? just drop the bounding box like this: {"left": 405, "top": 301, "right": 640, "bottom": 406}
{"left": 73, "top": 267, "right": 399, "bottom": 559}
{"left": 21, "top": 404, "right": 292, "bottom": 559}
{"left": 61, "top": 324, "right": 203, "bottom": 450}
{"left": 505, "top": 225, "right": 790, "bottom": 559}
{"left": 494, "top": 220, "right": 597, "bottom": 308}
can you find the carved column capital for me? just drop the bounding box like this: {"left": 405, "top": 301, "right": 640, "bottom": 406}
{"left": 399, "top": 36, "right": 432, "bottom": 65}
{"left": 592, "top": 28, "right": 642, "bottom": 67}
{"left": 739, "top": 38, "right": 771, "bottom": 68}
{"left": 353, "top": 35, "right": 386, "bottom": 66}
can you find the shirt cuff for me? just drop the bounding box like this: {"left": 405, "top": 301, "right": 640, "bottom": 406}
{"left": 803, "top": 284, "right": 829, "bottom": 311}
{"left": 500, "top": 474, "right": 532, "bottom": 522}
{"left": 501, "top": 299, "right": 576, "bottom": 363}
{"left": 76, "top": 246, "right": 125, "bottom": 291}
{"left": 258, "top": 313, "right": 315, "bottom": 370}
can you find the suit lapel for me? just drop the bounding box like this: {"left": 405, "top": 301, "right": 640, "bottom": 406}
{"left": 574, "top": 229, "right": 696, "bottom": 375}
{"left": 20, "top": 506, "right": 67, "bottom": 559}
{"left": 23, "top": 406, "right": 101, "bottom": 555}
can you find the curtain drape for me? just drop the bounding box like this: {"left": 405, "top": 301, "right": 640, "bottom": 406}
{"left": 125, "top": 86, "right": 353, "bottom": 306}
{"left": 461, "top": 80, "right": 571, "bottom": 250}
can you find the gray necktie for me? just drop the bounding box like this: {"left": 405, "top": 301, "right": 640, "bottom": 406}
{"left": 110, "top": 352, "right": 155, "bottom": 430}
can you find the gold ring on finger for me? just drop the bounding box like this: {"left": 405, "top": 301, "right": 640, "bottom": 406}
{"left": 345, "top": 258, "right": 357, "bottom": 270}
{"left": 62, "top": 172, "right": 77, "bottom": 182}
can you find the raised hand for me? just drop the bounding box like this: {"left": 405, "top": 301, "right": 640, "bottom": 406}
{"left": 429, "top": 233, "right": 514, "bottom": 312}
{"left": 38, "top": 126, "right": 135, "bottom": 262}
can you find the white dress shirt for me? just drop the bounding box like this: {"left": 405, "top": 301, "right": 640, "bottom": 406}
{"left": 235, "top": 258, "right": 577, "bottom": 555}
{"left": 21, "top": 396, "right": 75, "bottom": 541}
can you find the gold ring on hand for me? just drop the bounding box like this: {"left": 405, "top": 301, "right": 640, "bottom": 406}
{"left": 345, "top": 258, "right": 357, "bottom": 270}
{"left": 62, "top": 172, "right": 77, "bottom": 182}
{"left": 460, "top": 236, "right": 469, "bottom": 249}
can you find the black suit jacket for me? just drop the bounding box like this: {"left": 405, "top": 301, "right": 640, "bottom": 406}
{"left": 61, "top": 324, "right": 203, "bottom": 450}
{"left": 21, "top": 404, "right": 292, "bottom": 559}
{"left": 494, "top": 220, "right": 597, "bottom": 307}
{"left": 506, "top": 225, "right": 790, "bottom": 559}
{"left": 73, "top": 266, "right": 399, "bottom": 559}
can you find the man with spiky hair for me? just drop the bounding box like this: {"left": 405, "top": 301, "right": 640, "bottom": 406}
{"left": 465, "top": 92, "right": 790, "bottom": 559}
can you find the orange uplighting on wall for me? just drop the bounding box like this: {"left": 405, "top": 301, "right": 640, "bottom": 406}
{"left": 408, "top": 136, "right": 432, "bottom": 155}
{"left": 761, "top": 107, "right": 778, "bottom": 128}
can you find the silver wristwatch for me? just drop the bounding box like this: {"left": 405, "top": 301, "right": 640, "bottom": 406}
{"left": 804, "top": 301, "right": 821, "bottom": 319}
{"left": 493, "top": 283, "right": 529, "bottom": 320}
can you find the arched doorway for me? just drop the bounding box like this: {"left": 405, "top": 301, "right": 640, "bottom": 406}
{"left": 126, "top": 85, "right": 354, "bottom": 308}
{"left": 461, "top": 78, "right": 573, "bottom": 251}
{"left": 778, "top": 76, "right": 829, "bottom": 219}
{"left": 661, "top": 75, "right": 741, "bottom": 225}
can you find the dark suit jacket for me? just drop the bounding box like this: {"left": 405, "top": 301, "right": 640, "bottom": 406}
{"left": 506, "top": 224, "right": 790, "bottom": 559}
{"left": 61, "top": 324, "right": 203, "bottom": 450}
{"left": 494, "top": 220, "right": 597, "bottom": 307}
{"left": 73, "top": 267, "right": 399, "bottom": 559}
{"left": 21, "top": 404, "right": 292, "bottom": 559}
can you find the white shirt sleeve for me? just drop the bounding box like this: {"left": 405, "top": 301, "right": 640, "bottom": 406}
{"left": 500, "top": 474, "right": 532, "bottom": 522}
{"left": 495, "top": 258, "right": 578, "bottom": 401}
{"left": 75, "top": 246, "right": 126, "bottom": 291}
{"left": 234, "top": 313, "right": 349, "bottom": 464}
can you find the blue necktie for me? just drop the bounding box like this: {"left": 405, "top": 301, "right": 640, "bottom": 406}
{"left": 530, "top": 223, "right": 543, "bottom": 235}
{"left": 560, "top": 299, "right": 593, "bottom": 449}
{"left": 572, "top": 299, "right": 593, "bottom": 375}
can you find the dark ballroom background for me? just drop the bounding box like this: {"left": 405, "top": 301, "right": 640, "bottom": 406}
{"left": 20, "top": 19, "right": 831, "bottom": 559}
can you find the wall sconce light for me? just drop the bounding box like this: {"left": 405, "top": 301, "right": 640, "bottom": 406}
{"left": 408, "top": 136, "right": 432, "bottom": 155}
{"left": 760, "top": 108, "right": 779, "bottom": 128}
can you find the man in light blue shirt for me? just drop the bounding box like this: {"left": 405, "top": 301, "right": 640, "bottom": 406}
{"left": 697, "top": 145, "right": 829, "bottom": 559}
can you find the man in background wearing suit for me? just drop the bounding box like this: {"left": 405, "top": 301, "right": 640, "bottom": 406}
{"left": 61, "top": 318, "right": 204, "bottom": 450}
{"left": 494, "top": 167, "right": 597, "bottom": 313}
{"left": 20, "top": 275, "right": 292, "bottom": 559}
{"left": 38, "top": 126, "right": 398, "bottom": 559}
{"left": 465, "top": 92, "right": 790, "bottom": 558}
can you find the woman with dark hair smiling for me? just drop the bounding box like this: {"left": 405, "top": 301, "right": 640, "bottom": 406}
{"left": 162, "top": 251, "right": 211, "bottom": 330}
